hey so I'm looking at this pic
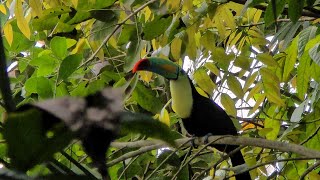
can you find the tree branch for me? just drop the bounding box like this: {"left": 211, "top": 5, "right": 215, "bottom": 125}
{"left": 299, "top": 160, "right": 320, "bottom": 180}
{"left": 0, "top": 24, "right": 16, "bottom": 112}
{"left": 111, "top": 135, "right": 320, "bottom": 158}
{"left": 82, "top": 0, "right": 157, "bottom": 67}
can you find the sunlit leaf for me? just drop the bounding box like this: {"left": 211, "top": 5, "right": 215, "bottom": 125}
{"left": 297, "top": 52, "right": 311, "bottom": 100}
{"left": 50, "top": 36, "right": 68, "bottom": 59}
{"left": 227, "top": 76, "right": 243, "bottom": 99}
{"left": 256, "top": 53, "right": 278, "bottom": 67}
{"left": 193, "top": 68, "right": 216, "bottom": 96}
{"left": 220, "top": 93, "right": 237, "bottom": 117}
{"left": 15, "top": 0, "right": 31, "bottom": 39}
{"left": 3, "top": 22, "right": 13, "bottom": 46}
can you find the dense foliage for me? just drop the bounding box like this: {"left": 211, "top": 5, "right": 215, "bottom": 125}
{"left": 1, "top": 0, "right": 320, "bottom": 179}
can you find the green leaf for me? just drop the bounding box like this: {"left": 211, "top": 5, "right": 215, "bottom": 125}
{"left": 3, "top": 109, "right": 73, "bottom": 171}
{"left": 260, "top": 68, "right": 284, "bottom": 106}
{"left": 220, "top": 93, "right": 237, "bottom": 117}
{"left": 30, "top": 55, "right": 58, "bottom": 76}
{"left": 297, "top": 52, "right": 311, "bottom": 100}
{"left": 87, "top": 79, "right": 105, "bottom": 95}
{"left": 143, "top": 15, "right": 173, "bottom": 40}
{"left": 193, "top": 68, "right": 216, "bottom": 96}
{"left": 227, "top": 76, "right": 243, "bottom": 99}
{"left": 120, "top": 112, "right": 176, "bottom": 146}
{"left": 58, "top": 54, "right": 83, "bottom": 81}
{"left": 132, "top": 82, "right": 163, "bottom": 114}
{"left": 243, "top": 71, "right": 258, "bottom": 92}
{"left": 264, "top": 0, "right": 286, "bottom": 26}
{"left": 288, "top": 0, "right": 304, "bottom": 23}
{"left": 234, "top": 55, "right": 251, "bottom": 70}
{"left": 256, "top": 53, "right": 278, "bottom": 67}
{"left": 50, "top": 36, "right": 68, "bottom": 59}
{"left": 70, "top": 81, "right": 88, "bottom": 97}
{"left": 283, "top": 36, "right": 298, "bottom": 81}
{"left": 24, "top": 77, "right": 53, "bottom": 99}
{"left": 117, "top": 24, "right": 137, "bottom": 45}
{"left": 123, "top": 39, "right": 146, "bottom": 72}
{"left": 264, "top": 105, "right": 281, "bottom": 140}
{"left": 309, "top": 43, "right": 320, "bottom": 66}
{"left": 298, "top": 26, "right": 318, "bottom": 57}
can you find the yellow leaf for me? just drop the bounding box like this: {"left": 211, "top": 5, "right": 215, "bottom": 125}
{"left": 72, "top": 0, "right": 78, "bottom": 8}
{"left": 182, "top": 0, "right": 193, "bottom": 12}
{"left": 227, "top": 76, "right": 244, "bottom": 99}
{"left": 204, "top": 62, "right": 220, "bottom": 77}
{"left": 193, "top": 68, "right": 216, "bottom": 96}
{"left": 195, "top": 87, "right": 209, "bottom": 98}
{"left": 256, "top": 53, "right": 279, "bottom": 67}
{"left": 253, "top": 9, "right": 262, "bottom": 23}
{"left": 220, "top": 93, "right": 237, "bottom": 117}
{"left": 0, "top": 4, "right": 7, "bottom": 14}
{"left": 89, "top": 41, "right": 104, "bottom": 61}
{"left": 15, "top": 0, "right": 31, "bottom": 39}
{"left": 159, "top": 108, "right": 170, "bottom": 126}
{"left": 71, "top": 38, "right": 87, "bottom": 54}
{"left": 166, "top": 0, "right": 180, "bottom": 11}
{"left": 143, "top": 6, "right": 152, "bottom": 21}
{"left": 139, "top": 71, "right": 152, "bottom": 83}
{"left": 170, "top": 38, "right": 182, "bottom": 61}
{"left": 29, "top": 0, "right": 42, "bottom": 17}
{"left": 108, "top": 36, "right": 118, "bottom": 49}
{"left": 3, "top": 22, "right": 13, "bottom": 46}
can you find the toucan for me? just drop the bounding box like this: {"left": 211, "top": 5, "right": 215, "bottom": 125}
{"left": 133, "top": 57, "right": 251, "bottom": 179}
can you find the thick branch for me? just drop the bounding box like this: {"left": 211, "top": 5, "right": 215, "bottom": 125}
{"left": 111, "top": 136, "right": 320, "bottom": 158}
{"left": 0, "top": 25, "right": 16, "bottom": 112}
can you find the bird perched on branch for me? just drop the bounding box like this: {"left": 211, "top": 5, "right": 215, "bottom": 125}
{"left": 133, "top": 57, "right": 251, "bottom": 180}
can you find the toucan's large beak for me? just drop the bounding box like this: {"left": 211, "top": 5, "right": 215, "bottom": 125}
{"left": 133, "top": 58, "right": 180, "bottom": 80}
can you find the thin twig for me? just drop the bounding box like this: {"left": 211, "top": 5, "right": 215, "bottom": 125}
{"left": 82, "top": 0, "right": 157, "bottom": 67}
{"left": 299, "top": 160, "right": 320, "bottom": 180}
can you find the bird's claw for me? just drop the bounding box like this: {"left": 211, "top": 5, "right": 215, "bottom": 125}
{"left": 204, "top": 133, "right": 213, "bottom": 144}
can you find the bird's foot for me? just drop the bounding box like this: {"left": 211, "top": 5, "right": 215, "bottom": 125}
{"left": 203, "top": 133, "right": 213, "bottom": 144}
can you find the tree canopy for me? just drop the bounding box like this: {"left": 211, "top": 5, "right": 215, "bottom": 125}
{"left": 1, "top": 0, "right": 320, "bottom": 179}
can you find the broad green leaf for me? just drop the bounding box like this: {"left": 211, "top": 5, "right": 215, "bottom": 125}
{"left": 309, "top": 43, "right": 320, "bottom": 66}
{"left": 256, "top": 53, "right": 278, "bottom": 67}
{"left": 302, "top": 109, "right": 320, "bottom": 150}
{"left": 246, "top": 83, "right": 262, "bottom": 101}
{"left": 260, "top": 68, "right": 284, "bottom": 106}
{"left": 87, "top": 79, "right": 105, "bottom": 95}
{"left": 132, "top": 82, "right": 163, "bottom": 114}
{"left": 124, "top": 39, "right": 146, "bottom": 72}
{"left": 227, "top": 76, "right": 243, "bottom": 99}
{"left": 297, "top": 52, "right": 311, "bottom": 100}
{"left": 220, "top": 93, "right": 237, "bottom": 117}
{"left": 211, "top": 47, "right": 233, "bottom": 68}
{"left": 264, "top": 0, "right": 286, "bottom": 27}
{"left": 186, "top": 25, "right": 197, "bottom": 59}
{"left": 50, "top": 36, "right": 68, "bottom": 59}
{"left": 70, "top": 81, "right": 88, "bottom": 97}
{"left": 248, "top": 94, "right": 265, "bottom": 116}
{"left": 30, "top": 55, "right": 58, "bottom": 76}
{"left": 58, "top": 54, "right": 83, "bottom": 81}
{"left": 120, "top": 112, "right": 176, "bottom": 146}
{"left": 29, "top": 0, "right": 43, "bottom": 17}
{"left": 234, "top": 55, "right": 251, "bottom": 70}
{"left": 143, "top": 15, "right": 173, "bottom": 40}
{"left": 25, "top": 77, "right": 53, "bottom": 99}
{"left": 200, "top": 31, "right": 215, "bottom": 52}
{"left": 288, "top": 0, "right": 304, "bottom": 23}
{"left": 171, "top": 37, "right": 182, "bottom": 61}
{"left": 56, "top": 82, "right": 69, "bottom": 97}
{"left": 298, "top": 26, "right": 318, "bottom": 57}
{"left": 193, "top": 68, "right": 216, "bottom": 96}
{"left": 264, "top": 105, "right": 281, "bottom": 140}
{"left": 204, "top": 62, "right": 220, "bottom": 77}
{"left": 243, "top": 71, "right": 258, "bottom": 92}
{"left": 310, "top": 62, "right": 320, "bottom": 82}
{"left": 290, "top": 101, "right": 307, "bottom": 122}
{"left": 4, "top": 109, "right": 73, "bottom": 171}
{"left": 117, "top": 24, "right": 137, "bottom": 45}
{"left": 283, "top": 36, "right": 298, "bottom": 81}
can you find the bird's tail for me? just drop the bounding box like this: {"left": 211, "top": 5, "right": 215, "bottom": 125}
{"left": 229, "top": 147, "right": 251, "bottom": 180}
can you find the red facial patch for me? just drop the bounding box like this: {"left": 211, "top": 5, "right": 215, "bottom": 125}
{"left": 132, "top": 59, "right": 149, "bottom": 73}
